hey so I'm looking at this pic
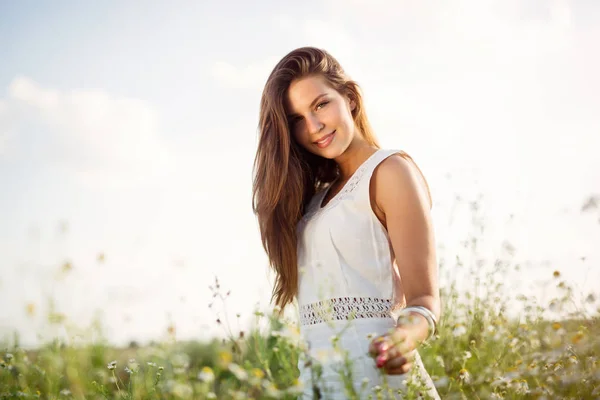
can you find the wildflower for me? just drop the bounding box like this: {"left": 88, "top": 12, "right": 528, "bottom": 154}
{"left": 198, "top": 366, "right": 215, "bottom": 382}
{"left": 251, "top": 368, "right": 265, "bottom": 379}
{"left": 228, "top": 363, "right": 248, "bottom": 381}
{"left": 170, "top": 382, "right": 193, "bottom": 398}
{"left": 26, "top": 303, "right": 36, "bottom": 317}
{"left": 59, "top": 389, "right": 71, "bottom": 396}
{"left": 553, "top": 270, "right": 560, "bottom": 278}
{"left": 218, "top": 350, "right": 232, "bottom": 366}
{"left": 452, "top": 324, "right": 467, "bottom": 337}
{"left": 171, "top": 353, "right": 190, "bottom": 370}
{"left": 463, "top": 351, "right": 472, "bottom": 360}
{"left": 571, "top": 331, "right": 585, "bottom": 344}
{"left": 107, "top": 360, "right": 117, "bottom": 370}
{"left": 514, "top": 379, "right": 530, "bottom": 395}
{"left": 551, "top": 322, "right": 561, "bottom": 330}
{"left": 435, "top": 355, "right": 445, "bottom": 368}
{"left": 569, "top": 355, "right": 578, "bottom": 364}
{"left": 167, "top": 324, "right": 176, "bottom": 335}
{"left": 127, "top": 358, "right": 139, "bottom": 373}
{"left": 315, "top": 348, "right": 343, "bottom": 364}
{"left": 4, "top": 353, "right": 13, "bottom": 361}
{"left": 147, "top": 362, "right": 157, "bottom": 367}
{"left": 265, "top": 382, "right": 282, "bottom": 399}
{"left": 458, "top": 368, "right": 471, "bottom": 384}
{"left": 286, "top": 378, "right": 305, "bottom": 396}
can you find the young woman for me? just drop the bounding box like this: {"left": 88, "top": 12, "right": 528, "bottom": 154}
{"left": 253, "top": 47, "right": 441, "bottom": 399}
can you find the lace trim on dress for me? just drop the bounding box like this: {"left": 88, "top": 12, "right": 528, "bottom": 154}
{"left": 301, "top": 151, "right": 381, "bottom": 222}
{"left": 299, "top": 297, "right": 393, "bottom": 326}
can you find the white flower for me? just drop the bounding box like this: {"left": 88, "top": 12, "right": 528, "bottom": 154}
{"left": 107, "top": 360, "right": 117, "bottom": 370}
{"left": 452, "top": 325, "right": 467, "bottom": 337}
{"left": 198, "top": 366, "right": 215, "bottom": 382}
{"left": 314, "top": 348, "right": 343, "bottom": 364}
{"left": 435, "top": 355, "right": 445, "bottom": 368}
{"left": 228, "top": 363, "right": 248, "bottom": 381}
{"left": 171, "top": 382, "right": 193, "bottom": 399}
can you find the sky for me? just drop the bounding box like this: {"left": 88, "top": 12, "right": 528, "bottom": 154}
{"left": 0, "top": 0, "right": 599, "bottom": 348}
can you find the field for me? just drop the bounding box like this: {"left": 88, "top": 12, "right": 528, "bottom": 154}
{"left": 2, "top": 200, "right": 600, "bottom": 399}
{"left": 1, "top": 269, "right": 599, "bottom": 400}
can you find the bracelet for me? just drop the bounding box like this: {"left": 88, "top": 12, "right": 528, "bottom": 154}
{"left": 396, "top": 306, "right": 438, "bottom": 342}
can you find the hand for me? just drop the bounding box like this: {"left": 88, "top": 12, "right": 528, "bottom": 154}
{"left": 368, "top": 327, "right": 417, "bottom": 375}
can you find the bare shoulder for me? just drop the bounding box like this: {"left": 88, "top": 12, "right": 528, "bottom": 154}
{"left": 370, "top": 151, "right": 433, "bottom": 215}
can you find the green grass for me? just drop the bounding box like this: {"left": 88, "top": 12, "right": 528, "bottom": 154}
{"left": 3, "top": 198, "right": 600, "bottom": 399}
{"left": 1, "top": 272, "right": 599, "bottom": 399}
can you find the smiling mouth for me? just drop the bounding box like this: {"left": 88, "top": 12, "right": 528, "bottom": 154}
{"left": 314, "top": 130, "right": 336, "bottom": 148}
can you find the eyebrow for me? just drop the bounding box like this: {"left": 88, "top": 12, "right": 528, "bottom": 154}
{"left": 287, "top": 93, "right": 328, "bottom": 118}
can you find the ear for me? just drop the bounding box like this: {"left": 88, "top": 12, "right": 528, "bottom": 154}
{"left": 348, "top": 96, "right": 357, "bottom": 111}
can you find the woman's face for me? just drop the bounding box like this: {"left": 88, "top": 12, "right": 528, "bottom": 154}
{"left": 285, "top": 74, "right": 356, "bottom": 159}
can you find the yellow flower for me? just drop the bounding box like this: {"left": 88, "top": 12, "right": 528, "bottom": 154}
{"left": 571, "top": 331, "right": 585, "bottom": 344}
{"left": 251, "top": 368, "right": 264, "bottom": 379}
{"left": 551, "top": 322, "right": 561, "bottom": 330}
{"left": 219, "top": 350, "right": 233, "bottom": 366}
{"left": 553, "top": 270, "right": 560, "bottom": 278}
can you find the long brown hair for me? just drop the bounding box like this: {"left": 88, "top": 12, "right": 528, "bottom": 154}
{"left": 252, "top": 47, "right": 380, "bottom": 310}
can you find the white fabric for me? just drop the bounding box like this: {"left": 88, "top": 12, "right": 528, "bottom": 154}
{"left": 296, "top": 149, "right": 440, "bottom": 399}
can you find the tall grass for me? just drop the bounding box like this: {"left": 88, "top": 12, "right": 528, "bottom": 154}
{"left": 2, "top": 269, "right": 598, "bottom": 399}
{"left": 1, "top": 196, "right": 599, "bottom": 399}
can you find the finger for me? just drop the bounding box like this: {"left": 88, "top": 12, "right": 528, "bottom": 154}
{"left": 385, "top": 361, "right": 413, "bottom": 375}
{"left": 375, "top": 345, "right": 398, "bottom": 368}
{"left": 382, "top": 350, "right": 404, "bottom": 370}
{"left": 368, "top": 336, "right": 388, "bottom": 356}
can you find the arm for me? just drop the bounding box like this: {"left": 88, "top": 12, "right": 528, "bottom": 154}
{"left": 369, "top": 153, "right": 441, "bottom": 372}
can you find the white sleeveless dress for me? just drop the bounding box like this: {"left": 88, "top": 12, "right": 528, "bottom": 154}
{"left": 296, "top": 149, "right": 440, "bottom": 399}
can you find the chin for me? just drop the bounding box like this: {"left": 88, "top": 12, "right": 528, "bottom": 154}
{"left": 317, "top": 147, "right": 344, "bottom": 160}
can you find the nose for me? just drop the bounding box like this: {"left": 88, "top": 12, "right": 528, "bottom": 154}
{"left": 305, "top": 114, "right": 324, "bottom": 135}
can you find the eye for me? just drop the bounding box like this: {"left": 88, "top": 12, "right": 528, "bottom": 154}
{"left": 316, "top": 101, "right": 329, "bottom": 110}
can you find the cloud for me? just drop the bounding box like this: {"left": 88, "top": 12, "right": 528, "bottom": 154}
{"left": 2, "top": 77, "right": 171, "bottom": 188}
